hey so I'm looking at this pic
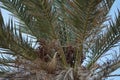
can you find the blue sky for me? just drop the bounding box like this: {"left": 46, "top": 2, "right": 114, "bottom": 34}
{"left": 109, "top": 0, "right": 120, "bottom": 20}
{"left": 1, "top": 0, "right": 120, "bottom": 80}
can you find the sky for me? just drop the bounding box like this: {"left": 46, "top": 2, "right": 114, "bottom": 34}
{"left": 109, "top": 0, "right": 120, "bottom": 20}
{"left": 1, "top": 0, "right": 120, "bottom": 80}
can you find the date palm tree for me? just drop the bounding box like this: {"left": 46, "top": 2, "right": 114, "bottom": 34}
{"left": 0, "top": 0, "right": 120, "bottom": 80}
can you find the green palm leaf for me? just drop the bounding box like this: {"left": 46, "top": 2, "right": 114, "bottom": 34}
{"left": 87, "top": 10, "right": 120, "bottom": 68}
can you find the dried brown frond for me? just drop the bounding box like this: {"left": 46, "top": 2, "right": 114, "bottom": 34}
{"left": 64, "top": 45, "right": 75, "bottom": 67}
{"left": 36, "top": 38, "right": 51, "bottom": 62}
{"left": 47, "top": 52, "right": 57, "bottom": 73}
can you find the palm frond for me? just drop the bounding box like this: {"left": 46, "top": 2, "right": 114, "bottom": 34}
{"left": 91, "top": 57, "right": 120, "bottom": 80}
{"left": 0, "top": 11, "right": 37, "bottom": 60}
{"left": 64, "top": 0, "right": 114, "bottom": 35}
{"left": 0, "top": 1, "right": 69, "bottom": 66}
{"left": 87, "top": 10, "right": 120, "bottom": 68}
{"left": 0, "top": 0, "right": 57, "bottom": 39}
{"left": 55, "top": 0, "right": 115, "bottom": 66}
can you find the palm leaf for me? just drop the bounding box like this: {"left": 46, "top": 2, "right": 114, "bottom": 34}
{"left": 86, "top": 9, "right": 120, "bottom": 68}
{"left": 90, "top": 57, "right": 120, "bottom": 80}
{"left": 0, "top": 11, "right": 37, "bottom": 60}
{"left": 0, "top": 0, "right": 57, "bottom": 39}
